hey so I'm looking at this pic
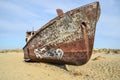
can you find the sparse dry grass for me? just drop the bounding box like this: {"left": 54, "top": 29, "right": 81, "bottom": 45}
{"left": 0, "top": 49, "right": 120, "bottom": 80}
{"left": 92, "top": 48, "right": 120, "bottom": 54}
{"left": 0, "top": 49, "right": 23, "bottom": 53}
{"left": 0, "top": 48, "right": 120, "bottom": 54}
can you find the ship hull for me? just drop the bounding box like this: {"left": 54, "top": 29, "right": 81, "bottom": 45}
{"left": 23, "top": 2, "right": 100, "bottom": 65}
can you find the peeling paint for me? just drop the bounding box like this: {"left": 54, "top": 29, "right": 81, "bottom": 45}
{"left": 23, "top": 2, "right": 100, "bottom": 65}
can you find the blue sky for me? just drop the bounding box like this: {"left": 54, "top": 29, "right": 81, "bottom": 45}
{"left": 0, "top": 0, "right": 120, "bottom": 50}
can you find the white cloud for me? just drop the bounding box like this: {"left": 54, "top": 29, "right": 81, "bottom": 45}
{"left": 0, "top": 0, "right": 120, "bottom": 49}
{"left": 0, "top": 0, "right": 39, "bottom": 17}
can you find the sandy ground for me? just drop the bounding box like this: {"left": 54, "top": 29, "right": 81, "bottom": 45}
{"left": 0, "top": 52, "right": 120, "bottom": 80}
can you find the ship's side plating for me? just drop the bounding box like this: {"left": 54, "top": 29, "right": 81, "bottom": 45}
{"left": 23, "top": 2, "right": 100, "bottom": 65}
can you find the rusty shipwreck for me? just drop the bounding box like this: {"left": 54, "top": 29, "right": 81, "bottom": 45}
{"left": 23, "top": 2, "right": 100, "bottom": 65}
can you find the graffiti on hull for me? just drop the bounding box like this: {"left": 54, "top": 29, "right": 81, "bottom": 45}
{"left": 34, "top": 47, "right": 64, "bottom": 59}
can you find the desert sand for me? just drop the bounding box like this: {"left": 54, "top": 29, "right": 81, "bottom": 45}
{"left": 0, "top": 51, "right": 120, "bottom": 80}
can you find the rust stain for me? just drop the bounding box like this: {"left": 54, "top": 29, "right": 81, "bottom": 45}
{"left": 23, "top": 2, "right": 100, "bottom": 65}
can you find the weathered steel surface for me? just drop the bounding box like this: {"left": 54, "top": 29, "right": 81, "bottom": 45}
{"left": 23, "top": 2, "right": 100, "bottom": 65}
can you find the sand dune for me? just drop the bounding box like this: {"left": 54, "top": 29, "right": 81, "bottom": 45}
{"left": 0, "top": 51, "right": 120, "bottom": 80}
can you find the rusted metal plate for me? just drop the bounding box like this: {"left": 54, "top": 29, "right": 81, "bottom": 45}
{"left": 23, "top": 2, "right": 100, "bottom": 65}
